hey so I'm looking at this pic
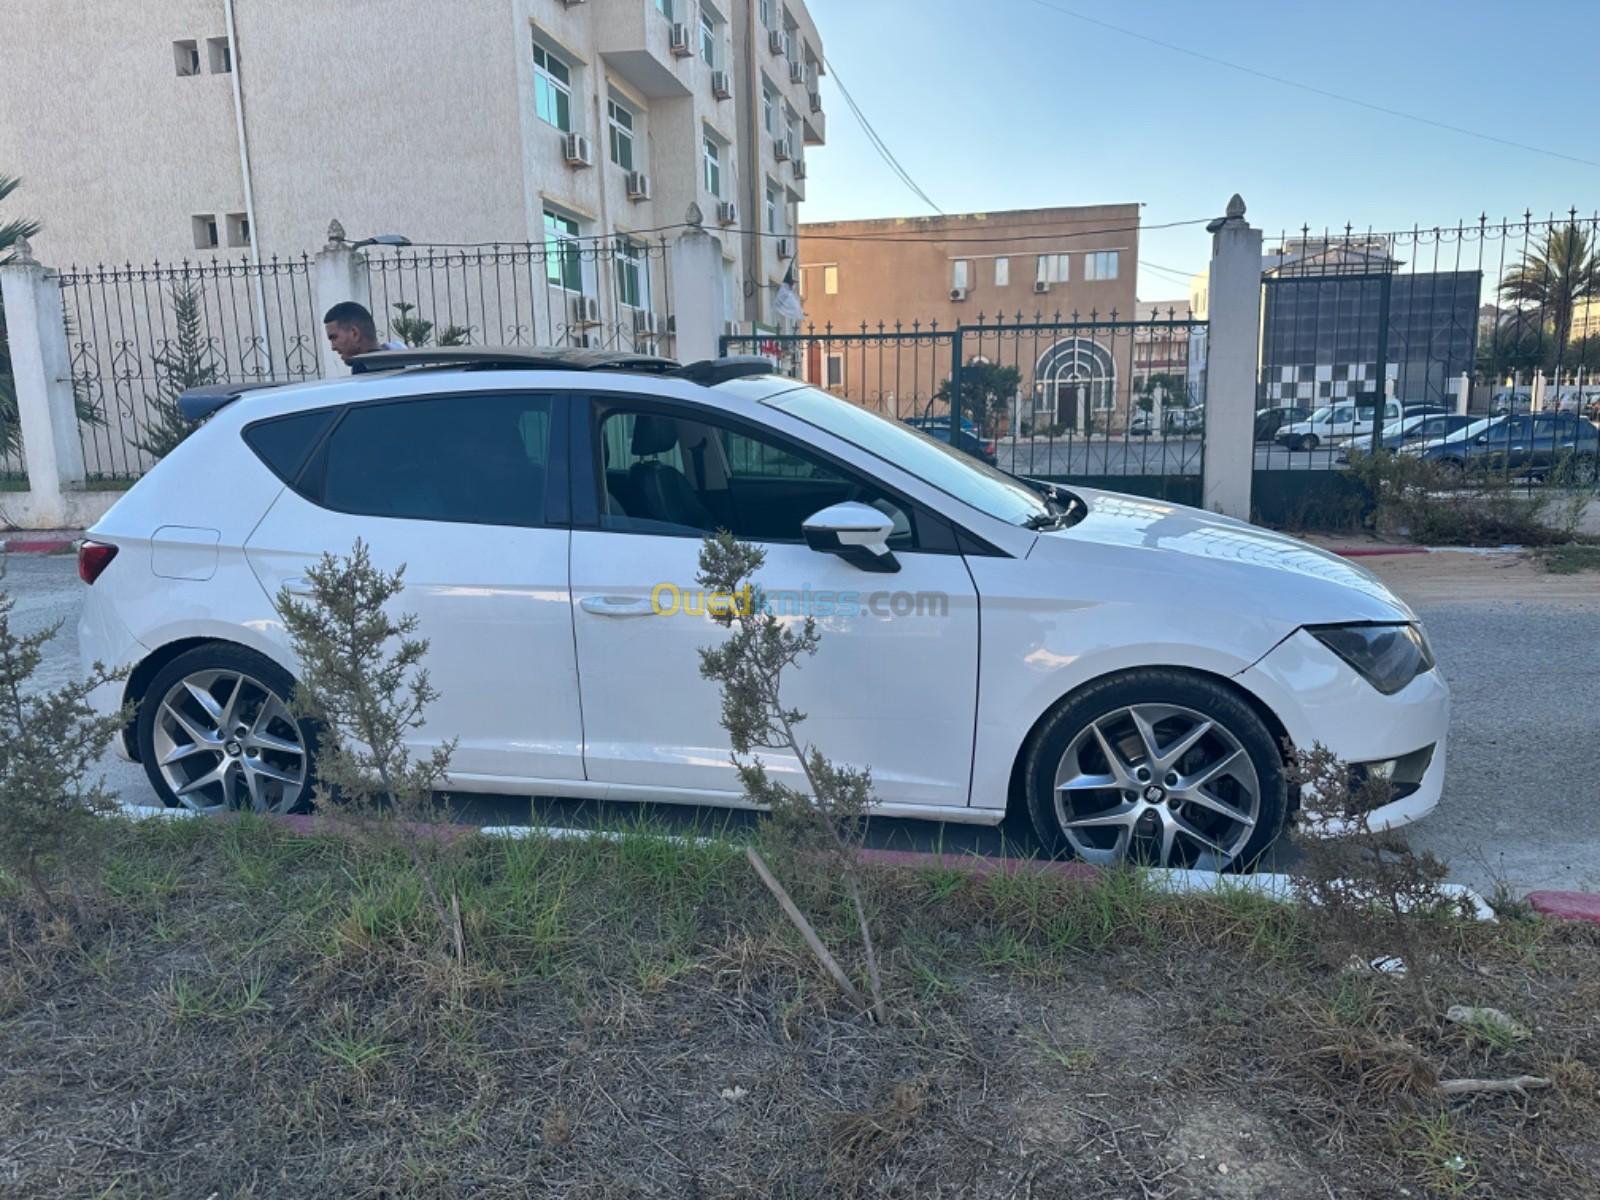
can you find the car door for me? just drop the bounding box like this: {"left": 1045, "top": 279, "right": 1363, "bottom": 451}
{"left": 568, "top": 396, "right": 980, "bottom": 809}
{"left": 243, "top": 389, "right": 585, "bottom": 783}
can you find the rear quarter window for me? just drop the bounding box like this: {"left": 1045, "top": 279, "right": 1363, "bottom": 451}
{"left": 242, "top": 409, "right": 338, "bottom": 486}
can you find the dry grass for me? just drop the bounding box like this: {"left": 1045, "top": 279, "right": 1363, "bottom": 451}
{"left": 1, "top": 814, "right": 1598, "bottom": 1198}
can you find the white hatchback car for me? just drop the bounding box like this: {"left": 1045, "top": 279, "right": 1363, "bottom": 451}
{"left": 79, "top": 348, "right": 1448, "bottom": 868}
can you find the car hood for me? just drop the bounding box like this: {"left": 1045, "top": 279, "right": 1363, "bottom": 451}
{"left": 1032, "top": 487, "right": 1415, "bottom": 625}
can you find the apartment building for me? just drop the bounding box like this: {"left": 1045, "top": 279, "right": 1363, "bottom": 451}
{"left": 796, "top": 205, "right": 1140, "bottom": 330}
{"left": 0, "top": 0, "right": 824, "bottom": 329}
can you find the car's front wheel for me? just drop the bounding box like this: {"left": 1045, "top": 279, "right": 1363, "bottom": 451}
{"left": 1301, "top": 434, "right": 1320, "bottom": 452}
{"left": 1021, "top": 670, "right": 1286, "bottom": 870}
{"left": 136, "top": 644, "right": 316, "bottom": 815}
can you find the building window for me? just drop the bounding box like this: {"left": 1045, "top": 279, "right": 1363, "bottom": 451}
{"left": 762, "top": 80, "right": 779, "bottom": 136}
{"left": 173, "top": 40, "right": 200, "bottom": 76}
{"left": 1085, "top": 251, "right": 1120, "bottom": 281}
{"left": 543, "top": 209, "right": 582, "bottom": 292}
{"left": 765, "top": 179, "right": 783, "bottom": 234}
{"left": 702, "top": 133, "right": 721, "bottom": 197}
{"left": 206, "top": 36, "right": 232, "bottom": 74}
{"left": 826, "top": 353, "right": 844, "bottom": 388}
{"left": 656, "top": 0, "right": 673, "bottom": 17}
{"left": 951, "top": 260, "right": 969, "bottom": 290}
{"left": 786, "top": 107, "right": 799, "bottom": 151}
{"left": 533, "top": 42, "right": 572, "bottom": 132}
{"left": 759, "top": 0, "right": 771, "bottom": 27}
{"left": 700, "top": 7, "right": 717, "bottom": 66}
{"left": 1037, "top": 253, "right": 1069, "bottom": 284}
{"left": 192, "top": 214, "right": 220, "bottom": 250}
{"left": 823, "top": 265, "right": 838, "bottom": 295}
{"left": 226, "top": 212, "right": 250, "bottom": 248}
{"left": 614, "top": 239, "right": 645, "bottom": 309}
{"left": 994, "top": 257, "right": 1009, "bottom": 287}
{"left": 607, "top": 97, "right": 635, "bottom": 170}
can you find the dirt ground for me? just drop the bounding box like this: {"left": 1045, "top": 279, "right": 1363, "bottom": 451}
{"left": 3, "top": 819, "right": 1599, "bottom": 1200}
{"left": 1356, "top": 548, "right": 1600, "bottom": 608}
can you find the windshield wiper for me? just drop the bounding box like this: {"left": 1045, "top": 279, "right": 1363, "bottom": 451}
{"left": 1023, "top": 510, "right": 1070, "bottom": 530}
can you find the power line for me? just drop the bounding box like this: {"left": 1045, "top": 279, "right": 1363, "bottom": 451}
{"left": 821, "top": 54, "right": 944, "bottom": 214}
{"left": 1023, "top": 0, "right": 1600, "bottom": 171}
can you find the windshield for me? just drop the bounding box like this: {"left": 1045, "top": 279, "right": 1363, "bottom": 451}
{"left": 1308, "top": 406, "right": 1333, "bottom": 423}
{"left": 767, "top": 386, "right": 1048, "bottom": 525}
{"left": 1443, "top": 416, "right": 1503, "bottom": 443}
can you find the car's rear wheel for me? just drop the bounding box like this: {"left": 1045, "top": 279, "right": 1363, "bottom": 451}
{"left": 1022, "top": 670, "right": 1286, "bottom": 870}
{"left": 136, "top": 645, "right": 316, "bottom": 815}
{"left": 1301, "top": 434, "right": 1320, "bottom": 452}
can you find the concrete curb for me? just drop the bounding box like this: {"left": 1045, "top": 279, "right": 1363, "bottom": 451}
{"left": 0, "top": 535, "right": 79, "bottom": 555}
{"left": 1526, "top": 891, "right": 1600, "bottom": 924}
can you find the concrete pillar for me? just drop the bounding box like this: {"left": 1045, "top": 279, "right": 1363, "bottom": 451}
{"left": 668, "top": 224, "right": 727, "bottom": 363}
{"left": 312, "top": 220, "right": 370, "bottom": 377}
{"left": 1, "top": 239, "right": 84, "bottom": 527}
{"left": 1531, "top": 369, "right": 1546, "bottom": 412}
{"left": 1201, "top": 195, "right": 1263, "bottom": 520}
{"left": 1457, "top": 372, "right": 1470, "bottom": 416}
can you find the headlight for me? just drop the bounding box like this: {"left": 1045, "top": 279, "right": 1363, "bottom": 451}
{"left": 1308, "top": 623, "right": 1435, "bottom": 694}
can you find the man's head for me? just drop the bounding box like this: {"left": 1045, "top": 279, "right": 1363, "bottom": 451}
{"left": 323, "top": 301, "right": 380, "bottom": 364}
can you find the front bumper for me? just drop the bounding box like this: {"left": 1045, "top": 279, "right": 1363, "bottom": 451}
{"left": 1237, "top": 628, "right": 1450, "bottom": 834}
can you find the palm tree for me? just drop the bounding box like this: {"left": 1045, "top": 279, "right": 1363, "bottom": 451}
{"left": 1498, "top": 221, "right": 1600, "bottom": 366}
{"left": 1, "top": 173, "right": 45, "bottom": 463}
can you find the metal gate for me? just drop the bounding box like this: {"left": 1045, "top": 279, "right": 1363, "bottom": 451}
{"left": 722, "top": 310, "right": 1207, "bottom": 504}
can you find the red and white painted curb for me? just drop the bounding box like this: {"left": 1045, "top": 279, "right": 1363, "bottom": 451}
{"left": 0, "top": 535, "right": 79, "bottom": 555}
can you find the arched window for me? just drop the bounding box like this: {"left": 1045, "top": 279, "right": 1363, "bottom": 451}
{"left": 1033, "top": 337, "right": 1116, "bottom": 430}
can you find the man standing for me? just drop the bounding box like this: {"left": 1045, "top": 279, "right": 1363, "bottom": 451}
{"left": 322, "top": 302, "right": 401, "bottom": 373}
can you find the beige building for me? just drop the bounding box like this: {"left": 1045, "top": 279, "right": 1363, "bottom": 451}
{"left": 0, "top": 0, "right": 824, "bottom": 328}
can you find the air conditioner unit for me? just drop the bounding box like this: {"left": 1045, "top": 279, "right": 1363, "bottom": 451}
{"left": 789, "top": 59, "right": 806, "bottom": 85}
{"left": 949, "top": 287, "right": 967, "bottom": 302}
{"left": 773, "top": 136, "right": 792, "bottom": 162}
{"left": 723, "top": 319, "right": 742, "bottom": 336}
{"left": 768, "top": 28, "right": 786, "bottom": 56}
{"left": 716, "top": 200, "right": 738, "bottom": 225}
{"left": 666, "top": 314, "right": 676, "bottom": 335}
{"left": 711, "top": 70, "right": 732, "bottom": 99}
{"left": 775, "top": 238, "right": 792, "bottom": 260}
{"left": 570, "top": 295, "right": 601, "bottom": 326}
{"left": 791, "top": 158, "right": 807, "bottom": 180}
{"left": 808, "top": 90, "right": 822, "bottom": 113}
{"left": 626, "top": 171, "right": 651, "bottom": 200}
{"left": 633, "top": 309, "right": 663, "bottom": 337}
{"left": 563, "top": 132, "right": 592, "bottom": 167}
{"left": 670, "top": 22, "right": 693, "bottom": 56}
{"left": 1034, "top": 280, "right": 1050, "bottom": 294}
{"left": 569, "top": 331, "right": 595, "bottom": 349}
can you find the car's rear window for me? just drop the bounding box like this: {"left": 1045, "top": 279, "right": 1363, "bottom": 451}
{"left": 242, "top": 409, "right": 338, "bottom": 486}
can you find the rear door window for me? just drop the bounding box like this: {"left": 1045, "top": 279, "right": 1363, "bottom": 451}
{"left": 320, "top": 393, "right": 554, "bottom": 527}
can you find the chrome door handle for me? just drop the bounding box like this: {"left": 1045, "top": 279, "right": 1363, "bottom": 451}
{"left": 579, "top": 595, "right": 657, "bottom": 618}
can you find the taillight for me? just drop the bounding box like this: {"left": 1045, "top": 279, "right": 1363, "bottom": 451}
{"left": 983, "top": 441, "right": 996, "bottom": 456}
{"left": 78, "top": 541, "right": 118, "bottom": 585}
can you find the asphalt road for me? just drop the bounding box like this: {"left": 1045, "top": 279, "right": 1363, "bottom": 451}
{"left": 994, "top": 437, "right": 1345, "bottom": 475}
{"left": 6, "top": 548, "right": 1595, "bottom": 897}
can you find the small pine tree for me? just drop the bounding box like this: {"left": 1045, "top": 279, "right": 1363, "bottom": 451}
{"left": 0, "top": 571, "right": 126, "bottom": 913}
{"left": 391, "top": 300, "right": 470, "bottom": 347}
{"left": 135, "top": 279, "right": 216, "bottom": 461}
{"left": 276, "top": 540, "right": 462, "bottom": 959}
{"left": 697, "top": 531, "right": 888, "bottom": 1022}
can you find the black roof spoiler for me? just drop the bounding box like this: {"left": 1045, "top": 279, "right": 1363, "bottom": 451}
{"left": 177, "top": 382, "right": 284, "bottom": 421}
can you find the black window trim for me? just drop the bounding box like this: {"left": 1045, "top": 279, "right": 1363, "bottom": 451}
{"left": 573, "top": 392, "right": 988, "bottom": 555}
{"left": 252, "top": 388, "right": 572, "bottom": 530}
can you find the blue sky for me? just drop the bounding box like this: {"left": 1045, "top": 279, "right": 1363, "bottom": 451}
{"left": 803, "top": 0, "right": 1598, "bottom": 301}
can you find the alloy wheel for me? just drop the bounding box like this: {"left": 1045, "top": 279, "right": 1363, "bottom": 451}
{"left": 1052, "top": 703, "right": 1261, "bottom": 869}
{"left": 152, "top": 669, "right": 308, "bottom": 814}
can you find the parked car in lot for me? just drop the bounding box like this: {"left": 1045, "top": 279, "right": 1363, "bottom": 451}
{"left": 1412, "top": 412, "right": 1600, "bottom": 477}
{"left": 1335, "top": 413, "right": 1477, "bottom": 462}
{"left": 1276, "top": 400, "right": 1401, "bottom": 451}
{"left": 1255, "top": 406, "right": 1310, "bottom": 442}
{"left": 902, "top": 416, "right": 996, "bottom": 464}
{"left": 78, "top": 347, "right": 1448, "bottom": 869}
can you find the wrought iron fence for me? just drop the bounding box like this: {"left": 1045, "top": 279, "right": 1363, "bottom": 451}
{"left": 363, "top": 236, "right": 675, "bottom": 355}
{"left": 722, "top": 309, "right": 1208, "bottom": 504}
{"left": 58, "top": 257, "right": 321, "bottom": 481}
{"left": 1255, "top": 212, "right": 1600, "bottom": 475}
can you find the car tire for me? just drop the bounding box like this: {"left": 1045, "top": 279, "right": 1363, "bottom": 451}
{"left": 136, "top": 644, "right": 318, "bottom": 815}
{"left": 1301, "top": 434, "right": 1320, "bottom": 452}
{"left": 1021, "top": 669, "right": 1287, "bottom": 871}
